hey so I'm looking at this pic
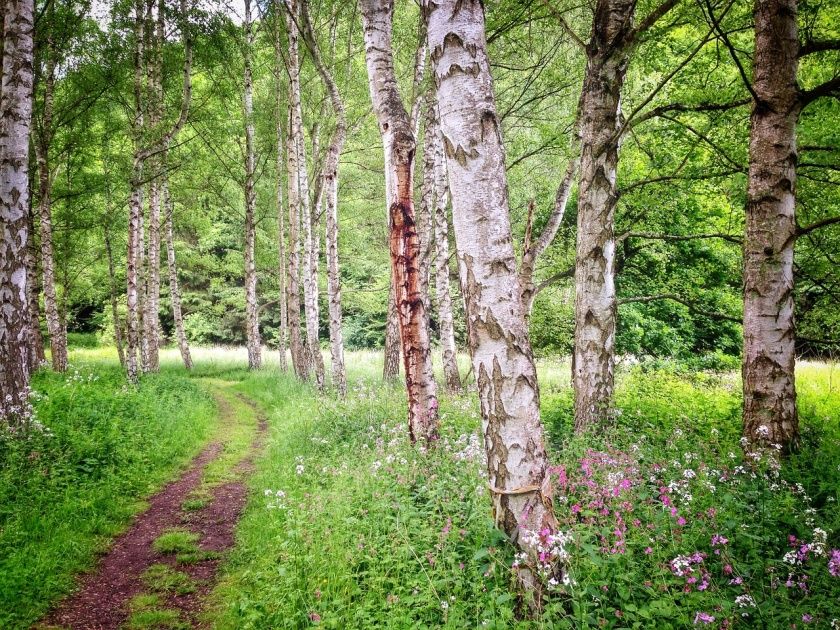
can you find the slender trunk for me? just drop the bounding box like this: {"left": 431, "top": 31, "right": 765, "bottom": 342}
{"left": 428, "top": 97, "right": 461, "bottom": 393}
{"left": 0, "top": 0, "right": 35, "bottom": 421}
{"left": 573, "top": 0, "right": 634, "bottom": 432}
{"left": 301, "top": 0, "right": 346, "bottom": 396}
{"left": 426, "top": 0, "right": 561, "bottom": 590}
{"left": 273, "top": 20, "right": 288, "bottom": 373}
{"left": 360, "top": 0, "right": 439, "bottom": 445}
{"left": 126, "top": 0, "right": 145, "bottom": 384}
{"left": 519, "top": 156, "right": 578, "bottom": 315}
{"left": 163, "top": 184, "right": 192, "bottom": 369}
{"left": 25, "top": 198, "right": 45, "bottom": 370}
{"left": 243, "top": 0, "right": 261, "bottom": 370}
{"left": 383, "top": 282, "right": 401, "bottom": 379}
{"left": 742, "top": 0, "right": 800, "bottom": 450}
{"left": 138, "top": 187, "right": 149, "bottom": 372}
{"left": 418, "top": 98, "right": 435, "bottom": 339}
{"left": 36, "top": 42, "right": 67, "bottom": 372}
{"left": 104, "top": 223, "right": 126, "bottom": 368}
{"left": 289, "top": 9, "right": 325, "bottom": 391}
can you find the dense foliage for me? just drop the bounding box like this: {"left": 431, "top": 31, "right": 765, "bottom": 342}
{"left": 35, "top": 0, "right": 839, "bottom": 361}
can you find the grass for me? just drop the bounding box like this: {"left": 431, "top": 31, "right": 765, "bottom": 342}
{"left": 141, "top": 564, "right": 197, "bottom": 595}
{"left": 0, "top": 358, "right": 217, "bottom": 629}
{"left": 153, "top": 529, "right": 201, "bottom": 555}
{"left": 3, "top": 344, "right": 838, "bottom": 628}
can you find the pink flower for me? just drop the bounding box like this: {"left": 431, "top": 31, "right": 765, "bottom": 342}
{"left": 829, "top": 549, "right": 840, "bottom": 577}
{"left": 677, "top": 516, "right": 687, "bottom": 526}
{"left": 802, "top": 614, "right": 813, "bottom": 623}
{"left": 309, "top": 612, "right": 321, "bottom": 623}
{"left": 571, "top": 504, "right": 582, "bottom": 514}
{"left": 693, "top": 611, "right": 715, "bottom": 625}
{"left": 645, "top": 547, "right": 653, "bottom": 555}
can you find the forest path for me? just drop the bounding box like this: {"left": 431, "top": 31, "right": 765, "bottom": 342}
{"left": 38, "top": 380, "right": 267, "bottom": 630}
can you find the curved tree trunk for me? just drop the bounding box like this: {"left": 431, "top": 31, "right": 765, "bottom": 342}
{"left": 301, "top": 0, "right": 347, "bottom": 396}
{"left": 428, "top": 98, "right": 461, "bottom": 393}
{"left": 742, "top": 0, "right": 800, "bottom": 450}
{"left": 0, "top": 0, "right": 34, "bottom": 422}
{"left": 426, "top": 0, "right": 560, "bottom": 590}
{"left": 573, "top": 0, "right": 635, "bottom": 432}
{"left": 163, "top": 184, "right": 192, "bottom": 370}
{"left": 243, "top": 0, "right": 261, "bottom": 370}
{"left": 360, "top": 0, "right": 439, "bottom": 445}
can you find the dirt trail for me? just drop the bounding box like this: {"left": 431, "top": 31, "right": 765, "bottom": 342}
{"left": 39, "top": 386, "right": 267, "bottom": 630}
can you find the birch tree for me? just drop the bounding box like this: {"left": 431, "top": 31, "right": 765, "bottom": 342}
{"left": 360, "top": 0, "right": 439, "bottom": 445}
{"left": 243, "top": 0, "right": 261, "bottom": 370}
{"left": 300, "top": 0, "right": 347, "bottom": 396}
{"left": 273, "top": 15, "right": 289, "bottom": 373}
{"left": 427, "top": 97, "right": 461, "bottom": 393}
{"left": 0, "top": 0, "right": 35, "bottom": 419}
{"left": 34, "top": 14, "right": 67, "bottom": 372}
{"left": 163, "top": 185, "right": 192, "bottom": 369}
{"left": 425, "top": 0, "right": 563, "bottom": 590}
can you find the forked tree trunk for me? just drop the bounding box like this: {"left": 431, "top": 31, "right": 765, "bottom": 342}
{"left": 0, "top": 0, "right": 34, "bottom": 421}
{"left": 301, "top": 0, "right": 347, "bottom": 396}
{"left": 742, "top": 0, "right": 800, "bottom": 450}
{"left": 573, "top": 0, "right": 635, "bottom": 432}
{"left": 426, "top": 0, "right": 561, "bottom": 589}
{"left": 163, "top": 184, "right": 192, "bottom": 369}
{"left": 428, "top": 97, "right": 461, "bottom": 393}
{"left": 360, "top": 0, "right": 439, "bottom": 445}
{"left": 243, "top": 0, "right": 261, "bottom": 370}
{"left": 35, "top": 26, "right": 67, "bottom": 373}
{"left": 104, "top": 222, "right": 126, "bottom": 368}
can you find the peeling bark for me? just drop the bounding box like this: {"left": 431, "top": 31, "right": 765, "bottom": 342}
{"left": 301, "top": 0, "right": 347, "bottom": 397}
{"left": 361, "top": 0, "right": 439, "bottom": 444}
{"left": 573, "top": 0, "right": 635, "bottom": 432}
{"left": 742, "top": 0, "right": 800, "bottom": 450}
{"left": 0, "top": 0, "right": 34, "bottom": 421}
{"left": 163, "top": 184, "right": 192, "bottom": 370}
{"left": 243, "top": 0, "right": 261, "bottom": 370}
{"left": 428, "top": 95, "right": 461, "bottom": 393}
{"left": 426, "top": 0, "right": 560, "bottom": 588}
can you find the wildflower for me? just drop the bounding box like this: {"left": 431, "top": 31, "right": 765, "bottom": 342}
{"left": 295, "top": 464, "right": 305, "bottom": 475}
{"left": 829, "top": 549, "right": 840, "bottom": 577}
{"left": 694, "top": 612, "right": 715, "bottom": 625}
{"left": 802, "top": 614, "right": 813, "bottom": 623}
{"left": 644, "top": 547, "right": 653, "bottom": 555}
{"left": 734, "top": 594, "right": 755, "bottom": 609}
{"left": 711, "top": 534, "right": 729, "bottom": 547}
{"left": 440, "top": 600, "right": 449, "bottom": 611}
{"left": 309, "top": 612, "right": 321, "bottom": 623}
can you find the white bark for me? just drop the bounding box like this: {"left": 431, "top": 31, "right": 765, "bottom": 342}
{"left": 428, "top": 97, "right": 461, "bottom": 393}
{"left": 163, "top": 184, "right": 192, "bottom": 369}
{"left": 0, "top": 0, "right": 34, "bottom": 420}
{"left": 243, "top": 0, "right": 261, "bottom": 370}
{"left": 426, "top": 0, "right": 560, "bottom": 587}
{"left": 301, "top": 0, "right": 346, "bottom": 396}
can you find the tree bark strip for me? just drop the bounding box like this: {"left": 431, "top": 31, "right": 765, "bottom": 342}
{"left": 426, "top": 0, "right": 561, "bottom": 589}
{"left": 25, "top": 199, "right": 45, "bottom": 371}
{"left": 360, "top": 0, "right": 439, "bottom": 445}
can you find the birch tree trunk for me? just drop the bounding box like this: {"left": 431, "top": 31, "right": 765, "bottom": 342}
{"left": 163, "top": 184, "right": 192, "bottom": 369}
{"left": 0, "top": 0, "right": 35, "bottom": 419}
{"left": 742, "top": 0, "right": 800, "bottom": 450}
{"left": 426, "top": 0, "right": 561, "bottom": 589}
{"left": 243, "top": 0, "right": 261, "bottom": 370}
{"left": 126, "top": 0, "right": 145, "bottom": 384}
{"left": 383, "top": 281, "right": 401, "bottom": 380}
{"left": 417, "top": 99, "right": 435, "bottom": 336}
{"left": 428, "top": 98, "right": 461, "bottom": 393}
{"left": 35, "top": 38, "right": 67, "bottom": 373}
{"left": 573, "top": 0, "right": 635, "bottom": 432}
{"left": 273, "top": 20, "right": 288, "bottom": 373}
{"left": 25, "top": 199, "right": 45, "bottom": 371}
{"left": 360, "top": 0, "right": 439, "bottom": 445}
{"left": 104, "top": 222, "right": 126, "bottom": 368}
{"left": 301, "top": 0, "right": 347, "bottom": 397}
{"left": 288, "top": 3, "right": 325, "bottom": 390}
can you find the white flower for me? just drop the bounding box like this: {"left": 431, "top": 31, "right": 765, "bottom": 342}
{"left": 295, "top": 464, "right": 305, "bottom": 475}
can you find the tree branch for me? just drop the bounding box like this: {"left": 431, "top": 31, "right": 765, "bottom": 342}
{"left": 797, "top": 215, "right": 840, "bottom": 237}
{"left": 617, "top": 292, "right": 741, "bottom": 323}
{"left": 538, "top": 0, "right": 586, "bottom": 50}
{"left": 800, "top": 76, "right": 840, "bottom": 107}
{"left": 798, "top": 39, "right": 840, "bottom": 57}
{"left": 618, "top": 231, "right": 742, "bottom": 244}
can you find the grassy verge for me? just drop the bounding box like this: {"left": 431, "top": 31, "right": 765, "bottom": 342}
{"left": 0, "top": 361, "right": 216, "bottom": 628}
{"left": 205, "top": 358, "right": 840, "bottom": 629}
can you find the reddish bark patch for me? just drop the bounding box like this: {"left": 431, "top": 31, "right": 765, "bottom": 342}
{"left": 39, "top": 391, "right": 268, "bottom": 630}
